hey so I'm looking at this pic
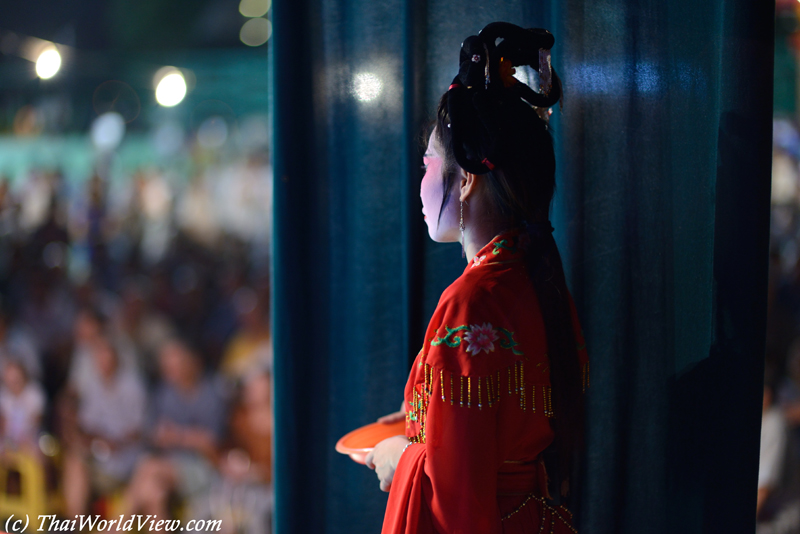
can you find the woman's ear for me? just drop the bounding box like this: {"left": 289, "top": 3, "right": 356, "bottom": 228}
{"left": 459, "top": 168, "right": 479, "bottom": 202}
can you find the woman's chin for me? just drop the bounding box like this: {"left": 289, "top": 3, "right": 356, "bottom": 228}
{"left": 427, "top": 228, "right": 459, "bottom": 244}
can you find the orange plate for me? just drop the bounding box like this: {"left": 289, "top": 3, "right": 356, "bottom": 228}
{"left": 336, "top": 420, "right": 407, "bottom": 464}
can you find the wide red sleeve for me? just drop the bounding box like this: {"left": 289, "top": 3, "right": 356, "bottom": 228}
{"left": 382, "top": 370, "right": 501, "bottom": 534}
{"left": 380, "top": 444, "right": 434, "bottom": 533}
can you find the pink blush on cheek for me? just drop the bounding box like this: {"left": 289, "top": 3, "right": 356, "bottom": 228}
{"left": 420, "top": 159, "right": 460, "bottom": 242}
{"left": 420, "top": 159, "right": 444, "bottom": 234}
{"left": 420, "top": 161, "right": 442, "bottom": 213}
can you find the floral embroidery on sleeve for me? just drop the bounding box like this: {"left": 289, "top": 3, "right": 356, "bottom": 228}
{"left": 432, "top": 323, "right": 524, "bottom": 356}
{"left": 463, "top": 323, "right": 498, "bottom": 354}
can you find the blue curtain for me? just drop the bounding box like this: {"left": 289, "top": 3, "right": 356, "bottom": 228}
{"left": 271, "top": 0, "right": 774, "bottom": 532}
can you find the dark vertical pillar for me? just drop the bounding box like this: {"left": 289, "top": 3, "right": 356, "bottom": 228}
{"left": 402, "top": 0, "right": 429, "bottom": 365}
{"left": 670, "top": 1, "right": 774, "bottom": 531}
{"left": 271, "top": 0, "right": 331, "bottom": 531}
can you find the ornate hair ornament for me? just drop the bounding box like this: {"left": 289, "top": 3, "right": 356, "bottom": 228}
{"left": 446, "top": 22, "right": 562, "bottom": 175}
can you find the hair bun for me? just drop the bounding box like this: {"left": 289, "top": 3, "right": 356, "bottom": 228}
{"left": 446, "top": 22, "right": 562, "bottom": 175}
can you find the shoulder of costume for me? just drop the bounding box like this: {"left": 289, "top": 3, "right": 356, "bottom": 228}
{"left": 413, "top": 272, "right": 554, "bottom": 416}
{"left": 421, "top": 265, "right": 545, "bottom": 380}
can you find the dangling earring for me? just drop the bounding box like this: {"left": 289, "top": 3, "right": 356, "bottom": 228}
{"left": 460, "top": 200, "right": 465, "bottom": 258}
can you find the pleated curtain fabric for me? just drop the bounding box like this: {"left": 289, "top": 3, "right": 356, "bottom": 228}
{"left": 271, "top": 0, "right": 774, "bottom": 532}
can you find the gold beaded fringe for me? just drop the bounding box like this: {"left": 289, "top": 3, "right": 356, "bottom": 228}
{"left": 408, "top": 362, "right": 562, "bottom": 438}
{"left": 407, "top": 361, "right": 589, "bottom": 444}
{"left": 410, "top": 364, "right": 561, "bottom": 412}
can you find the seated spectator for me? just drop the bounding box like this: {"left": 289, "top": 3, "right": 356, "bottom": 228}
{"left": 191, "top": 368, "right": 272, "bottom": 534}
{"left": 224, "top": 368, "right": 272, "bottom": 484}
{"left": 759, "top": 373, "right": 789, "bottom": 515}
{"left": 121, "top": 338, "right": 227, "bottom": 518}
{"left": 778, "top": 339, "right": 800, "bottom": 466}
{"left": 0, "top": 359, "right": 45, "bottom": 452}
{"left": 61, "top": 335, "right": 146, "bottom": 517}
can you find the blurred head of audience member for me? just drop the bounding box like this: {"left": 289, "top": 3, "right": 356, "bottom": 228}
{"left": 159, "top": 338, "right": 203, "bottom": 393}
{"left": 92, "top": 335, "right": 119, "bottom": 383}
{"left": 220, "top": 286, "right": 271, "bottom": 381}
{"left": 0, "top": 309, "right": 40, "bottom": 380}
{"left": 69, "top": 306, "right": 131, "bottom": 396}
{"left": 74, "top": 307, "right": 105, "bottom": 348}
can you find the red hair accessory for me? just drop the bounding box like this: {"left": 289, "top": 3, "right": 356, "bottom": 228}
{"left": 448, "top": 83, "right": 462, "bottom": 91}
{"left": 481, "top": 158, "right": 495, "bottom": 170}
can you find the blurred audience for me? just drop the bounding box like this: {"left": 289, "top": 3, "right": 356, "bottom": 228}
{"left": 0, "top": 159, "right": 272, "bottom": 530}
{"left": 763, "top": 178, "right": 800, "bottom": 531}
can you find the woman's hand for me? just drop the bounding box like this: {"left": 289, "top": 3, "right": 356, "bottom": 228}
{"left": 364, "top": 435, "right": 410, "bottom": 492}
{"left": 376, "top": 402, "right": 406, "bottom": 424}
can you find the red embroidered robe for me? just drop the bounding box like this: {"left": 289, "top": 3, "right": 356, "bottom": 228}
{"left": 382, "top": 229, "right": 588, "bottom": 534}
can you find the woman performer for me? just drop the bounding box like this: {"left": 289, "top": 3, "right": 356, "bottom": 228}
{"left": 364, "top": 22, "right": 589, "bottom": 534}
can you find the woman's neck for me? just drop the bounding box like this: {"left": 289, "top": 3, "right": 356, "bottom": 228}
{"left": 463, "top": 212, "right": 512, "bottom": 262}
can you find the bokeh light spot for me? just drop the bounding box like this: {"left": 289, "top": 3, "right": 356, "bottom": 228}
{"left": 239, "top": 0, "right": 271, "bottom": 18}
{"left": 353, "top": 72, "right": 382, "bottom": 102}
{"left": 91, "top": 112, "right": 126, "bottom": 151}
{"left": 240, "top": 18, "right": 272, "bottom": 47}
{"left": 39, "top": 434, "right": 59, "bottom": 457}
{"left": 36, "top": 48, "right": 61, "bottom": 79}
{"left": 155, "top": 71, "right": 187, "bottom": 107}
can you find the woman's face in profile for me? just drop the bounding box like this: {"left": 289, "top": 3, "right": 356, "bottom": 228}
{"left": 421, "top": 130, "right": 460, "bottom": 243}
